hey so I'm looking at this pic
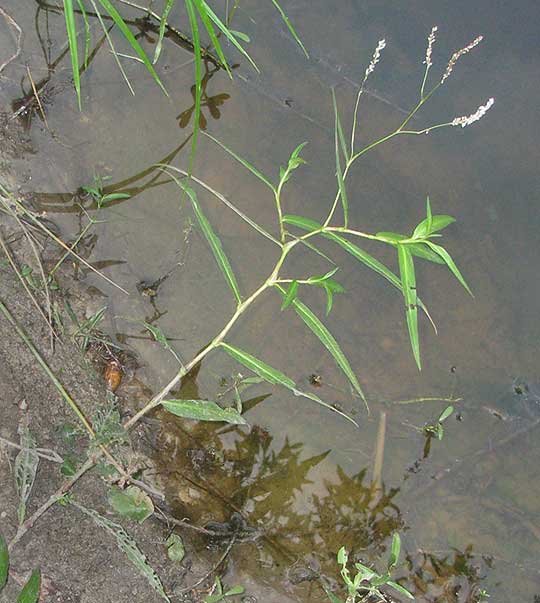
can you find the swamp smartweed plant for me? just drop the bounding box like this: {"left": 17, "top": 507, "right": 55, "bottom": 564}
{"left": 121, "top": 28, "right": 494, "bottom": 430}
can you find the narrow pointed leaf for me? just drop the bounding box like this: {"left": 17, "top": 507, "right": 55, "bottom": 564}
{"left": 438, "top": 405, "right": 454, "bottom": 423}
{"left": 425, "top": 241, "right": 473, "bottom": 296}
{"left": 270, "top": 0, "right": 308, "bottom": 57}
{"left": 332, "top": 89, "right": 350, "bottom": 162}
{"left": 97, "top": 0, "right": 168, "bottom": 95}
{"left": 283, "top": 214, "right": 321, "bottom": 232}
{"left": 426, "top": 195, "right": 433, "bottom": 233}
{"left": 0, "top": 533, "right": 8, "bottom": 589}
{"left": 221, "top": 343, "right": 358, "bottom": 425}
{"left": 193, "top": 0, "right": 231, "bottom": 77}
{"left": 413, "top": 215, "right": 455, "bottom": 239}
{"left": 76, "top": 0, "right": 91, "bottom": 68}
{"left": 62, "top": 0, "right": 82, "bottom": 109}
{"left": 387, "top": 581, "right": 415, "bottom": 599}
{"left": 276, "top": 287, "right": 365, "bottom": 402}
{"left": 178, "top": 180, "right": 241, "bottom": 303}
{"left": 204, "top": 132, "right": 275, "bottom": 192}
{"left": 16, "top": 569, "right": 40, "bottom": 603}
{"left": 162, "top": 399, "right": 246, "bottom": 424}
{"left": 408, "top": 242, "right": 445, "bottom": 264}
{"left": 375, "top": 231, "right": 407, "bottom": 243}
{"left": 281, "top": 280, "right": 299, "bottom": 310}
{"left": 200, "top": 0, "right": 259, "bottom": 71}
{"left": 388, "top": 533, "right": 401, "bottom": 569}
{"left": 332, "top": 90, "right": 349, "bottom": 225}
{"left": 398, "top": 244, "right": 421, "bottom": 370}
{"left": 153, "top": 0, "right": 175, "bottom": 64}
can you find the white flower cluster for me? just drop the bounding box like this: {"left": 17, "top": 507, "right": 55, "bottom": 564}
{"left": 451, "top": 97, "right": 495, "bottom": 127}
{"left": 364, "top": 39, "right": 386, "bottom": 82}
{"left": 441, "top": 35, "right": 483, "bottom": 84}
{"left": 424, "top": 26, "right": 438, "bottom": 67}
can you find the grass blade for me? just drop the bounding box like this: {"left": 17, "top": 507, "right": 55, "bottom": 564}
{"left": 221, "top": 343, "right": 358, "bottom": 426}
{"left": 200, "top": 0, "right": 259, "bottom": 71}
{"left": 425, "top": 240, "right": 473, "bottom": 296}
{"left": 75, "top": 0, "right": 91, "bottom": 69}
{"left": 62, "top": 0, "right": 82, "bottom": 109}
{"left": 169, "top": 173, "right": 241, "bottom": 303}
{"left": 193, "top": 0, "right": 231, "bottom": 76}
{"left": 281, "top": 280, "right": 299, "bottom": 310}
{"left": 153, "top": 0, "right": 175, "bottom": 64}
{"left": 72, "top": 501, "right": 170, "bottom": 601}
{"left": 161, "top": 399, "right": 246, "bottom": 424}
{"left": 16, "top": 569, "right": 40, "bottom": 603}
{"left": 204, "top": 132, "right": 276, "bottom": 192}
{"left": 0, "top": 533, "right": 8, "bottom": 589}
{"left": 332, "top": 91, "right": 349, "bottom": 226}
{"left": 184, "top": 0, "right": 202, "bottom": 174}
{"left": 97, "top": 0, "right": 168, "bottom": 96}
{"left": 269, "top": 0, "right": 308, "bottom": 58}
{"left": 275, "top": 287, "right": 366, "bottom": 406}
{"left": 397, "top": 244, "right": 420, "bottom": 369}
{"left": 332, "top": 88, "right": 350, "bottom": 162}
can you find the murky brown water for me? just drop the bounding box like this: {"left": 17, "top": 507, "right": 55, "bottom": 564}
{"left": 2, "top": 0, "right": 540, "bottom": 601}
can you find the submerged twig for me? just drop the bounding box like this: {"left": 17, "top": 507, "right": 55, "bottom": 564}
{"left": 0, "top": 8, "right": 23, "bottom": 75}
{"left": 372, "top": 411, "right": 386, "bottom": 492}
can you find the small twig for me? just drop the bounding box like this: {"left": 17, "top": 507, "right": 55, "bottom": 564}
{"left": 0, "top": 8, "right": 23, "bottom": 75}
{"left": 8, "top": 457, "right": 95, "bottom": 551}
{"left": 179, "top": 535, "right": 237, "bottom": 593}
{"left": 25, "top": 65, "right": 50, "bottom": 130}
{"left": 0, "top": 435, "right": 63, "bottom": 463}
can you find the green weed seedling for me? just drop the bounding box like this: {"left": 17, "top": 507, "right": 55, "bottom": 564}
{"left": 81, "top": 174, "right": 130, "bottom": 209}
{"left": 0, "top": 532, "right": 41, "bottom": 603}
{"left": 204, "top": 576, "right": 245, "bottom": 603}
{"left": 423, "top": 405, "right": 454, "bottom": 440}
{"left": 326, "top": 534, "right": 413, "bottom": 603}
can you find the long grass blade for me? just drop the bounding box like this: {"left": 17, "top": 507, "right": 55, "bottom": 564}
{"left": 193, "top": 0, "right": 231, "bottom": 76}
{"left": 185, "top": 0, "right": 202, "bottom": 174}
{"left": 332, "top": 88, "right": 350, "bottom": 162}
{"left": 153, "top": 0, "right": 175, "bottom": 64}
{"left": 332, "top": 92, "right": 349, "bottom": 226}
{"left": 221, "top": 342, "right": 358, "bottom": 426}
{"left": 75, "top": 0, "right": 91, "bottom": 69}
{"left": 269, "top": 0, "right": 308, "bottom": 58}
{"left": 167, "top": 172, "right": 241, "bottom": 303}
{"left": 397, "top": 244, "right": 421, "bottom": 369}
{"left": 0, "top": 533, "right": 7, "bottom": 589}
{"left": 275, "top": 286, "right": 366, "bottom": 406}
{"left": 97, "top": 0, "right": 168, "bottom": 95}
{"left": 16, "top": 569, "right": 40, "bottom": 603}
{"left": 204, "top": 132, "right": 276, "bottom": 192}
{"left": 200, "top": 0, "right": 259, "bottom": 71}
{"left": 62, "top": 0, "right": 82, "bottom": 109}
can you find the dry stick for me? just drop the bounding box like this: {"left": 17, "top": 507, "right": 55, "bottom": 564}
{"left": 0, "top": 435, "right": 63, "bottom": 463}
{"left": 0, "top": 197, "right": 56, "bottom": 349}
{"left": 372, "top": 411, "right": 386, "bottom": 493}
{"left": 25, "top": 65, "right": 50, "bottom": 130}
{"left": 179, "top": 535, "right": 237, "bottom": 594}
{"left": 8, "top": 456, "right": 95, "bottom": 551}
{"left": 0, "top": 230, "right": 56, "bottom": 337}
{"left": 0, "top": 8, "right": 23, "bottom": 75}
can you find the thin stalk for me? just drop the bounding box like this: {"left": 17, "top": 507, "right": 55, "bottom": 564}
{"left": 123, "top": 243, "right": 295, "bottom": 429}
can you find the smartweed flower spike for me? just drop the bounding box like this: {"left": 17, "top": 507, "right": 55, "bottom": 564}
{"left": 451, "top": 97, "right": 495, "bottom": 127}
{"left": 441, "top": 35, "right": 483, "bottom": 84}
{"left": 363, "top": 39, "right": 386, "bottom": 83}
{"left": 424, "top": 26, "right": 438, "bottom": 67}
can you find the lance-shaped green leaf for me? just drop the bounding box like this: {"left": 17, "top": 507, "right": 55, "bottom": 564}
{"left": 153, "top": 0, "right": 175, "bottom": 64}
{"left": 282, "top": 216, "right": 437, "bottom": 331}
{"left": 388, "top": 533, "right": 401, "bottom": 570}
{"left": 199, "top": 0, "right": 259, "bottom": 71}
{"left": 387, "top": 581, "right": 415, "bottom": 599}
{"left": 281, "top": 280, "right": 299, "bottom": 310}
{"left": 16, "top": 569, "right": 40, "bottom": 603}
{"left": 275, "top": 287, "right": 365, "bottom": 403}
{"left": 407, "top": 242, "right": 446, "bottom": 264}
{"left": 97, "top": 0, "right": 168, "bottom": 96}
{"left": 413, "top": 215, "right": 455, "bottom": 239}
{"left": 62, "top": 0, "right": 81, "bottom": 109}
{"left": 204, "top": 132, "right": 275, "bottom": 192}
{"left": 221, "top": 342, "right": 359, "bottom": 426}
{"left": 270, "top": 0, "right": 308, "bottom": 57}
{"left": 397, "top": 244, "right": 421, "bottom": 370}
{"left": 193, "top": 0, "right": 231, "bottom": 77}
{"left": 0, "top": 533, "right": 8, "bottom": 589}
{"left": 425, "top": 240, "right": 473, "bottom": 296}
{"left": 179, "top": 179, "right": 241, "bottom": 303}
{"left": 332, "top": 90, "right": 349, "bottom": 226}
{"left": 161, "top": 399, "right": 246, "bottom": 424}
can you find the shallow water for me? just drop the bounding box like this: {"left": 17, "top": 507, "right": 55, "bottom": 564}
{"left": 2, "top": 0, "right": 540, "bottom": 601}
